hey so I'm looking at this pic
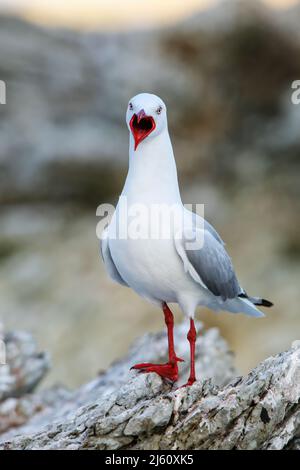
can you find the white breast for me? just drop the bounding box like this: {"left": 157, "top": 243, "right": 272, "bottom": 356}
{"left": 108, "top": 205, "right": 204, "bottom": 305}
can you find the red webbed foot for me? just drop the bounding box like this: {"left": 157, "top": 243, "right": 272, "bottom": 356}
{"left": 131, "top": 357, "right": 184, "bottom": 383}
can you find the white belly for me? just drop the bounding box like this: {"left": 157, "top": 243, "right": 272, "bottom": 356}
{"left": 109, "top": 235, "right": 191, "bottom": 303}
{"left": 107, "top": 203, "right": 213, "bottom": 314}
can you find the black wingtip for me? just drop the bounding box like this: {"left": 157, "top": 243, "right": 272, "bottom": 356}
{"left": 260, "top": 299, "right": 273, "bottom": 308}
{"left": 238, "top": 293, "right": 273, "bottom": 308}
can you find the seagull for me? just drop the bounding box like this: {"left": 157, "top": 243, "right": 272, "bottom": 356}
{"left": 101, "top": 93, "right": 273, "bottom": 387}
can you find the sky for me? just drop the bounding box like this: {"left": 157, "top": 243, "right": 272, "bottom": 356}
{"left": 0, "top": 0, "right": 298, "bottom": 30}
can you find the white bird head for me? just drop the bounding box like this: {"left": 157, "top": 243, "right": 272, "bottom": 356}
{"left": 126, "top": 93, "right": 167, "bottom": 151}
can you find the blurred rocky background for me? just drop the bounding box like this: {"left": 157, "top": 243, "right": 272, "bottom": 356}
{"left": 0, "top": 0, "right": 299, "bottom": 388}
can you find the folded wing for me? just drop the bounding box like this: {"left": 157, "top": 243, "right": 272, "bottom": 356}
{"left": 100, "top": 228, "right": 128, "bottom": 287}
{"left": 175, "top": 225, "right": 241, "bottom": 301}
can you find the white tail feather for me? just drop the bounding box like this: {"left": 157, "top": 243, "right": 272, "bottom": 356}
{"left": 222, "top": 297, "right": 265, "bottom": 317}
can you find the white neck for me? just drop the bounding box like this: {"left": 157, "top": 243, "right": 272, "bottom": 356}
{"left": 122, "top": 127, "right": 181, "bottom": 204}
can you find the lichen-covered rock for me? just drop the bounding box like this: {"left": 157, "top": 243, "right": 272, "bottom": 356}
{"left": 0, "top": 322, "right": 299, "bottom": 450}
{"left": 0, "top": 329, "right": 50, "bottom": 402}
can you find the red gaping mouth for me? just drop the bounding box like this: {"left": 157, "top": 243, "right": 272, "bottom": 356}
{"left": 129, "top": 110, "right": 156, "bottom": 151}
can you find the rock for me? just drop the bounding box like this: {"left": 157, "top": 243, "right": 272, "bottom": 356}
{"left": 0, "top": 329, "right": 50, "bottom": 402}
{"left": 0, "top": 322, "right": 299, "bottom": 450}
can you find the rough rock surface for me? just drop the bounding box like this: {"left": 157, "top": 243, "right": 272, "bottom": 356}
{"left": 0, "top": 328, "right": 50, "bottom": 402}
{"left": 0, "top": 323, "right": 299, "bottom": 450}
{"left": 0, "top": 327, "right": 50, "bottom": 434}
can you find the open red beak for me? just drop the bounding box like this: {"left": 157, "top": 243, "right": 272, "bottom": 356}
{"left": 129, "top": 109, "right": 156, "bottom": 151}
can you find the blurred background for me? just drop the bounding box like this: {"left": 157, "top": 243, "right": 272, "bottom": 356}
{"left": 0, "top": 0, "right": 299, "bottom": 388}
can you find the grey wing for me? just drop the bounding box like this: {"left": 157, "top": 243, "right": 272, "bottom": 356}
{"left": 204, "top": 219, "right": 225, "bottom": 246}
{"left": 188, "top": 209, "right": 225, "bottom": 246}
{"left": 175, "top": 226, "right": 241, "bottom": 301}
{"left": 100, "top": 228, "right": 128, "bottom": 287}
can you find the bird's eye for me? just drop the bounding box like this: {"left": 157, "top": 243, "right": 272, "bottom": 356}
{"left": 129, "top": 102, "right": 133, "bottom": 110}
{"left": 156, "top": 105, "right": 163, "bottom": 115}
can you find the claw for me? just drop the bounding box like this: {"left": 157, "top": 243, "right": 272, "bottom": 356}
{"left": 175, "top": 356, "right": 184, "bottom": 362}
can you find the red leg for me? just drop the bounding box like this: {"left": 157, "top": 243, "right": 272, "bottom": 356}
{"left": 131, "top": 302, "right": 184, "bottom": 382}
{"left": 182, "top": 319, "right": 197, "bottom": 387}
{"left": 162, "top": 303, "right": 184, "bottom": 364}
